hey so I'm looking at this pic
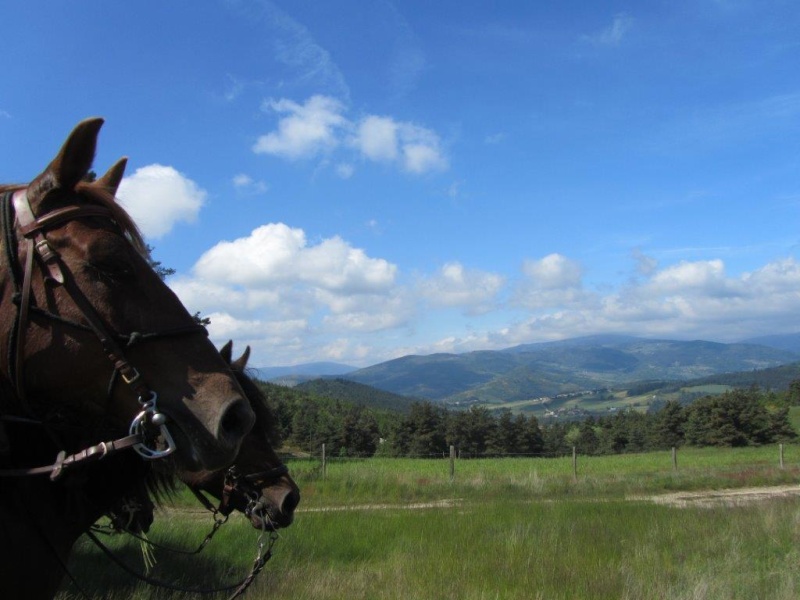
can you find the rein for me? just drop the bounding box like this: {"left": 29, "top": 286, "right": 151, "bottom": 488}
{"left": 0, "top": 429, "right": 142, "bottom": 480}
{"left": 82, "top": 465, "right": 289, "bottom": 599}
{"left": 85, "top": 526, "right": 278, "bottom": 600}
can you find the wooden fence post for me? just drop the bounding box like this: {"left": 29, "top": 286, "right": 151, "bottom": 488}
{"left": 449, "top": 445, "right": 456, "bottom": 481}
{"left": 672, "top": 447, "right": 678, "bottom": 471}
{"left": 780, "top": 443, "right": 785, "bottom": 470}
{"left": 572, "top": 446, "right": 577, "bottom": 482}
{"left": 322, "top": 443, "right": 327, "bottom": 479}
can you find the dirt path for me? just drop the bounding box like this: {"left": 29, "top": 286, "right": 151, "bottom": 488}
{"left": 155, "top": 486, "right": 800, "bottom": 518}
{"left": 639, "top": 484, "right": 800, "bottom": 508}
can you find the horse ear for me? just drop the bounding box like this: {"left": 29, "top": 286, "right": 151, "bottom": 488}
{"left": 231, "top": 346, "right": 251, "bottom": 371}
{"left": 27, "top": 118, "right": 105, "bottom": 205}
{"left": 93, "top": 157, "right": 128, "bottom": 197}
{"left": 220, "top": 340, "right": 234, "bottom": 364}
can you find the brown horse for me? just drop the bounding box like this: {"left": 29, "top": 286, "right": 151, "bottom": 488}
{"left": 0, "top": 118, "right": 263, "bottom": 598}
{"left": 0, "top": 341, "right": 299, "bottom": 599}
{"left": 0, "top": 117, "right": 255, "bottom": 471}
{"left": 107, "top": 341, "right": 300, "bottom": 536}
{"left": 181, "top": 342, "right": 300, "bottom": 531}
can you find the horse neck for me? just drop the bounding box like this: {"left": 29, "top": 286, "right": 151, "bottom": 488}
{"left": 1, "top": 378, "right": 156, "bottom": 536}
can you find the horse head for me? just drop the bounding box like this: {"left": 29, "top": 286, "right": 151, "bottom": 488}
{"left": 181, "top": 342, "right": 300, "bottom": 531}
{"left": 0, "top": 118, "right": 255, "bottom": 471}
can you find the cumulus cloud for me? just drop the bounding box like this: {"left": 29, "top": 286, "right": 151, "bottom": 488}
{"left": 117, "top": 165, "right": 205, "bottom": 239}
{"left": 253, "top": 95, "right": 447, "bottom": 175}
{"left": 170, "top": 228, "right": 800, "bottom": 366}
{"left": 253, "top": 95, "right": 347, "bottom": 159}
{"left": 522, "top": 254, "right": 584, "bottom": 289}
{"left": 353, "top": 117, "right": 447, "bottom": 173}
{"left": 418, "top": 262, "right": 505, "bottom": 314}
{"left": 169, "top": 223, "right": 408, "bottom": 362}
{"left": 193, "top": 223, "right": 396, "bottom": 293}
{"left": 505, "top": 255, "right": 800, "bottom": 345}
{"left": 356, "top": 115, "right": 399, "bottom": 162}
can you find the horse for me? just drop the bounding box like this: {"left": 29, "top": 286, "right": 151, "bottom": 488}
{"left": 1, "top": 340, "right": 300, "bottom": 599}
{"left": 0, "top": 117, "right": 256, "bottom": 472}
{"left": 108, "top": 341, "right": 300, "bottom": 536}
{"left": 181, "top": 341, "right": 300, "bottom": 532}
{"left": 0, "top": 118, "right": 261, "bottom": 598}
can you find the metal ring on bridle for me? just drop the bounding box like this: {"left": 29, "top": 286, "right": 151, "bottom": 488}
{"left": 129, "top": 391, "right": 177, "bottom": 460}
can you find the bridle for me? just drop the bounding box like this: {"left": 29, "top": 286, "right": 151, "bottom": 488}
{"left": 191, "top": 464, "right": 291, "bottom": 522}
{"left": 0, "top": 188, "right": 207, "bottom": 475}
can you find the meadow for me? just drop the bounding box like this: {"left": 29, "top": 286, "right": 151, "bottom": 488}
{"left": 57, "top": 446, "right": 800, "bottom": 600}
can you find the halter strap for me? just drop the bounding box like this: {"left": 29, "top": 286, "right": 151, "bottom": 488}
{"left": 0, "top": 189, "right": 205, "bottom": 464}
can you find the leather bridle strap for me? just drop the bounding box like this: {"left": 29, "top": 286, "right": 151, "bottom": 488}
{"left": 190, "top": 464, "right": 291, "bottom": 517}
{"left": 0, "top": 432, "right": 142, "bottom": 480}
{"left": 10, "top": 190, "right": 154, "bottom": 403}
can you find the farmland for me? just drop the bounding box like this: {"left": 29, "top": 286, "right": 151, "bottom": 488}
{"left": 57, "top": 446, "right": 800, "bottom": 599}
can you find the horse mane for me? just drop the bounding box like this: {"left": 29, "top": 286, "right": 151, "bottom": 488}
{"left": 238, "top": 367, "right": 280, "bottom": 446}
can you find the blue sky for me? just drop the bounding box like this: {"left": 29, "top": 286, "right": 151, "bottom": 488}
{"left": 3, "top": 1, "right": 800, "bottom": 367}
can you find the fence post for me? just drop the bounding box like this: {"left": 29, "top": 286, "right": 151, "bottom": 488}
{"left": 780, "top": 443, "right": 785, "bottom": 470}
{"left": 672, "top": 447, "right": 678, "bottom": 471}
{"left": 449, "top": 445, "right": 456, "bottom": 481}
{"left": 572, "top": 446, "right": 577, "bottom": 482}
{"left": 321, "top": 443, "right": 327, "bottom": 479}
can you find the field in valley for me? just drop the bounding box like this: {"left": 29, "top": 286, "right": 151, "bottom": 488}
{"left": 57, "top": 446, "right": 800, "bottom": 600}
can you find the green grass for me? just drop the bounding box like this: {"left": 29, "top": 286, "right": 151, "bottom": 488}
{"left": 57, "top": 446, "right": 800, "bottom": 600}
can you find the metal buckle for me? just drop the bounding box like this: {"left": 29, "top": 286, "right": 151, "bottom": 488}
{"left": 121, "top": 367, "right": 141, "bottom": 385}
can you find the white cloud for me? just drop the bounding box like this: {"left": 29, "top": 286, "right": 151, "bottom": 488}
{"left": 521, "top": 254, "right": 584, "bottom": 289}
{"left": 193, "top": 223, "right": 396, "bottom": 293}
{"left": 418, "top": 262, "right": 505, "bottom": 314}
{"left": 232, "top": 173, "right": 269, "bottom": 194}
{"left": 350, "top": 116, "right": 447, "bottom": 173}
{"left": 505, "top": 256, "right": 800, "bottom": 345}
{"left": 253, "top": 95, "right": 348, "bottom": 159}
{"left": 254, "top": 95, "right": 448, "bottom": 175}
{"left": 646, "top": 259, "right": 730, "bottom": 295}
{"left": 117, "top": 164, "right": 205, "bottom": 239}
{"left": 169, "top": 237, "right": 800, "bottom": 366}
{"left": 355, "top": 116, "right": 399, "bottom": 162}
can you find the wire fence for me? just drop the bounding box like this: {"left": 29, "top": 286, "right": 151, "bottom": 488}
{"left": 288, "top": 442, "right": 800, "bottom": 484}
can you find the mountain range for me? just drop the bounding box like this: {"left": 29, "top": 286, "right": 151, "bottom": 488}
{"left": 257, "top": 333, "right": 800, "bottom": 406}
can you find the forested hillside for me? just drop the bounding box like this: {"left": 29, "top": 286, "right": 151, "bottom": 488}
{"left": 295, "top": 378, "right": 418, "bottom": 412}
{"left": 256, "top": 378, "right": 799, "bottom": 459}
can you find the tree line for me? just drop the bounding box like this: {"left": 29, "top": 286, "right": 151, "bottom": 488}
{"left": 258, "top": 380, "right": 798, "bottom": 458}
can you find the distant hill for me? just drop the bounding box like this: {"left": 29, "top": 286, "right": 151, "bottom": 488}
{"left": 253, "top": 361, "right": 356, "bottom": 384}
{"left": 343, "top": 336, "right": 800, "bottom": 405}
{"left": 653, "top": 361, "right": 800, "bottom": 394}
{"left": 295, "top": 378, "right": 418, "bottom": 413}
{"left": 740, "top": 332, "right": 800, "bottom": 354}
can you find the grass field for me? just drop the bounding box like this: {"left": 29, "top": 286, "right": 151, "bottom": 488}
{"left": 57, "top": 446, "right": 800, "bottom": 600}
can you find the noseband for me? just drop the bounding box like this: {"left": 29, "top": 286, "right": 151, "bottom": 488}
{"left": 191, "top": 464, "right": 291, "bottom": 522}
{"left": 0, "top": 189, "right": 206, "bottom": 465}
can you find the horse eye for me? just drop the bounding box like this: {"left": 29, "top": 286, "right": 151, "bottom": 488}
{"left": 87, "top": 258, "right": 135, "bottom": 281}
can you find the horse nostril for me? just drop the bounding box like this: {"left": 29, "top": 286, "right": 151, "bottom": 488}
{"left": 282, "top": 488, "right": 301, "bottom": 517}
{"left": 218, "top": 398, "right": 255, "bottom": 444}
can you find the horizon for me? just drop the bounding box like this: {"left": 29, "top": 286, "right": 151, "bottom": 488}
{"left": 4, "top": 2, "right": 800, "bottom": 368}
{"left": 256, "top": 331, "right": 800, "bottom": 370}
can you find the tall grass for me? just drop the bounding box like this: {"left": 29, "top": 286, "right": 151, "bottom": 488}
{"left": 56, "top": 446, "right": 800, "bottom": 600}
{"left": 296, "top": 445, "right": 800, "bottom": 506}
